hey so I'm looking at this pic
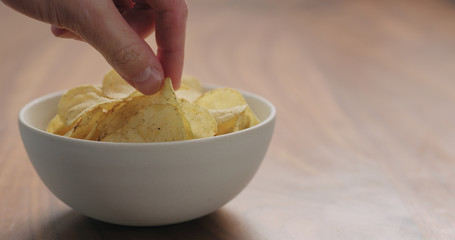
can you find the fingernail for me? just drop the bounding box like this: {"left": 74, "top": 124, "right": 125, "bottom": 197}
{"left": 131, "top": 67, "right": 163, "bottom": 94}
{"left": 51, "top": 26, "right": 67, "bottom": 37}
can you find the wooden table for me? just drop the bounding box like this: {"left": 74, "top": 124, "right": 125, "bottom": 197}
{"left": 2, "top": 0, "right": 455, "bottom": 239}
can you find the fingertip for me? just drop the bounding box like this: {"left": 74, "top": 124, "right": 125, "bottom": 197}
{"left": 51, "top": 25, "right": 81, "bottom": 40}
{"left": 51, "top": 25, "right": 66, "bottom": 36}
{"left": 126, "top": 66, "right": 164, "bottom": 95}
{"left": 171, "top": 74, "right": 182, "bottom": 90}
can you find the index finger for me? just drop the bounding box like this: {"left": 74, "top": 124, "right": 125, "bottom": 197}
{"left": 147, "top": 0, "right": 188, "bottom": 90}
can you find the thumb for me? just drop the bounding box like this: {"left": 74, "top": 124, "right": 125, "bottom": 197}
{"left": 75, "top": 1, "right": 163, "bottom": 95}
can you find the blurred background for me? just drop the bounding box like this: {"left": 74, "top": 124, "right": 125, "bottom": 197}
{"left": 2, "top": 0, "right": 455, "bottom": 239}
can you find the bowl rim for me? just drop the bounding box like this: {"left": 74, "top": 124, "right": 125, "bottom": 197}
{"left": 18, "top": 86, "right": 276, "bottom": 146}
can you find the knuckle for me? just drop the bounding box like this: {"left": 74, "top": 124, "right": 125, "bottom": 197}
{"left": 110, "top": 43, "right": 140, "bottom": 67}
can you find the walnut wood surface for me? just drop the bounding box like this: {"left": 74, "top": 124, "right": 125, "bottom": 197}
{"left": 2, "top": 0, "right": 455, "bottom": 239}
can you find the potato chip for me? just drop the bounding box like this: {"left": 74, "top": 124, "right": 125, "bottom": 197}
{"left": 96, "top": 79, "right": 192, "bottom": 142}
{"left": 96, "top": 97, "right": 148, "bottom": 139}
{"left": 102, "top": 69, "right": 137, "bottom": 99}
{"left": 144, "top": 78, "right": 193, "bottom": 139}
{"left": 57, "top": 85, "right": 114, "bottom": 125}
{"left": 68, "top": 101, "right": 121, "bottom": 140}
{"left": 208, "top": 105, "right": 247, "bottom": 135}
{"left": 179, "top": 99, "right": 217, "bottom": 138}
{"left": 175, "top": 75, "right": 203, "bottom": 102}
{"left": 195, "top": 88, "right": 246, "bottom": 109}
{"left": 47, "top": 69, "right": 261, "bottom": 142}
{"left": 244, "top": 107, "right": 260, "bottom": 127}
{"left": 101, "top": 103, "right": 190, "bottom": 143}
{"left": 46, "top": 114, "right": 73, "bottom": 135}
{"left": 182, "top": 75, "right": 203, "bottom": 91}
{"left": 233, "top": 109, "right": 251, "bottom": 132}
{"left": 196, "top": 88, "right": 260, "bottom": 134}
{"left": 150, "top": 78, "right": 180, "bottom": 106}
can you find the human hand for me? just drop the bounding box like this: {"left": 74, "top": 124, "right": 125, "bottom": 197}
{"left": 1, "top": 0, "right": 187, "bottom": 94}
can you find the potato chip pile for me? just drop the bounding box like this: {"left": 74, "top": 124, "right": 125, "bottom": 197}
{"left": 46, "top": 70, "right": 260, "bottom": 142}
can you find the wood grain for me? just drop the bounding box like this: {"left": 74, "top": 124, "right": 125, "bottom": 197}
{"left": 2, "top": 0, "right": 455, "bottom": 239}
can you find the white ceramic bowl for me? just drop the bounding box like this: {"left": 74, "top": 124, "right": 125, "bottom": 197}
{"left": 18, "top": 87, "right": 276, "bottom": 226}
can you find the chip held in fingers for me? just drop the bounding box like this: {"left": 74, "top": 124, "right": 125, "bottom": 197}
{"left": 46, "top": 69, "right": 260, "bottom": 142}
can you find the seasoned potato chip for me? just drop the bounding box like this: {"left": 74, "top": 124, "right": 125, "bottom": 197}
{"left": 102, "top": 69, "right": 137, "bottom": 99}
{"left": 142, "top": 78, "right": 193, "bottom": 138}
{"left": 101, "top": 103, "right": 190, "bottom": 143}
{"left": 96, "top": 83, "right": 191, "bottom": 143}
{"left": 150, "top": 78, "right": 180, "bottom": 106}
{"left": 154, "top": 79, "right": 195, "bottom": 139}
{"left": 180, "top": 99, "right": 217, "bottom": 138}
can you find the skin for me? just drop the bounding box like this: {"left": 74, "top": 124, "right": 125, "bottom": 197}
{"left": 1, "top": 0, "right": 188, "bottom": 95}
